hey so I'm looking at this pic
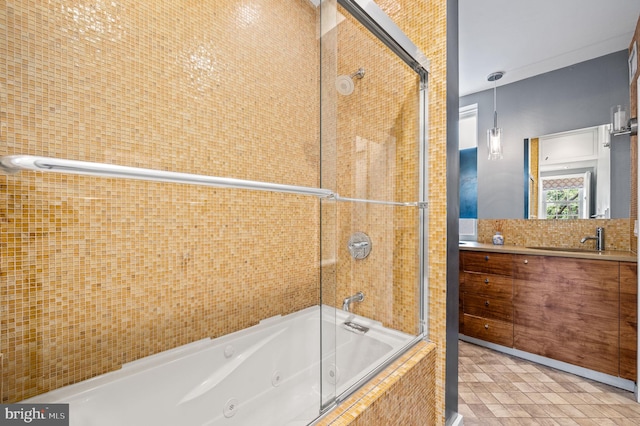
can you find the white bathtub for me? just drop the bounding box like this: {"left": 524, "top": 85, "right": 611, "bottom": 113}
{"left": 26, "top": 305, "right": 415, "bottom": 426}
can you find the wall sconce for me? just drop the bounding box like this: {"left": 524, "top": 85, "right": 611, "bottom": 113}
{"left": 610, "top": 104, "right": 638, "bottom": 136}
{"left": 487, "top": 71, "right": 505, "bottom": 160}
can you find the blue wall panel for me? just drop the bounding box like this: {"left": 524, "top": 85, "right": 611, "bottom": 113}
{"left": 460, "top": 147, "right": 477, "bottom": 218}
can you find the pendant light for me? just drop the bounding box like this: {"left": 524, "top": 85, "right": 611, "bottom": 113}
{"left": 487, "top": 71, "right": 505, "bottom": 160}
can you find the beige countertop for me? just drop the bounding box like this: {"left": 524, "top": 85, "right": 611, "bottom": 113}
{"left": 459, "top": 241, "right": 638, "bottom": 263}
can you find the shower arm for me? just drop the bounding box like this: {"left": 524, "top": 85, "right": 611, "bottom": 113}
{"left": 350, "top": 68, "right": 365, "bottom": 79}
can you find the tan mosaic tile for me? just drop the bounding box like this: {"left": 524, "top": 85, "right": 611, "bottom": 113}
{"left": 478, "top": 218, "right": 632, "bottom": 251}
{"left": 1, "top": 0, "right": 321, "bottom": 403}
{"left": 1, "top": 2, "right": 447, "bottom": 424}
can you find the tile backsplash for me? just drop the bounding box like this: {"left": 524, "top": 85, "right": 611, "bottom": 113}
{"left": 477, "top": 218, "right": 631, "bottom": 251}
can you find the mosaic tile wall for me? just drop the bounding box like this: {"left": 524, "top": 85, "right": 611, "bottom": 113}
{"left": 372, "top": 0, "right": 450, "bottom": 423}
{"left": 1, "top": 0, "right": 324, "bottom": 402}
{"left": 376, "top": 0, "right": 450, "bottom": 423}
{"left": 1, "top": 1, "right": 448, "bottom": 421}
{"left": 477, "top": 218, "right": 631, "bottom": 251}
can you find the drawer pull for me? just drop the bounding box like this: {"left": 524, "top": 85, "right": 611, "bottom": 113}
{"left": 485, "top": 301, "right": 490, "bottom": 307}
{"left": 484, "top": 255, "right": 490, "bottom": 261}
{"left": 484, "top": 324, "right": 489, "bottom": 330}
{"left": 484, "top": 278, "right": 489, "bottom": 284}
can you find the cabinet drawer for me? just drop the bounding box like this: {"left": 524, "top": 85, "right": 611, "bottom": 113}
{"left": 462, "top": 252, "right": 513, "bottom": 276}
{"left": 513, "top": 255, "right": 618, "bottom": 320}
{"left": 464, "top": 294, "right": 513, "bottom": 322}
{"left": 463, "top": 314, "right": 513, "bottom": 347}
{"left": 462, "top": 272, "right": 513, "bottom": 299}
{"left": 513, "top": 255, "right": 618, "bottom": 288}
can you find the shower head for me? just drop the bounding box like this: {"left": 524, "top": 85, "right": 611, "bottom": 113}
{"left": 336, "top": 68, "right": 365, "bottom": 96}
{"left": 336, "top": 75, "right": 355, "bottom": 96}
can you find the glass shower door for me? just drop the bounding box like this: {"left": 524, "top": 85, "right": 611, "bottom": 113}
{"left": 318, "top": 0, "right": 429, "bottom": 416}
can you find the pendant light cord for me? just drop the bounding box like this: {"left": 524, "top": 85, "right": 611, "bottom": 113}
{"left": 493, "top": 79, "right": 498, "bottom": 128}
{"left": 488, "top": 71, "right": 504, "bottom": 129}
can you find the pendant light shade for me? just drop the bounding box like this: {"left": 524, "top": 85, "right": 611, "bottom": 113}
{"left": 487, "top": 71, "right": 505, "bottom": 160}
{"left": 487, "top": 127, "right": 502, "bottom": 159}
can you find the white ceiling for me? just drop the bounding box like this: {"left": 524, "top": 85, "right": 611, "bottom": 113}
{"left": 459, "top": 0, "right": 640, "bottom": 96}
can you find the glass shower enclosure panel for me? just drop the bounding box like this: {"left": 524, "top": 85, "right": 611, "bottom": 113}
{"left": 319, "top": 0, "right": 429, "bottom": 412}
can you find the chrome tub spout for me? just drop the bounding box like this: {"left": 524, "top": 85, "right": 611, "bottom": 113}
{"left": 342, "top": 292, "right": 365, "bottom": 312}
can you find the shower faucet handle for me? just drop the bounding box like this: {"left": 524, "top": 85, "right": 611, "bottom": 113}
{"left": 347, "top": 232, "right": 372, "bottom": 260}
{"left": 349, "top": 241, "right": 369, "bottom": 249}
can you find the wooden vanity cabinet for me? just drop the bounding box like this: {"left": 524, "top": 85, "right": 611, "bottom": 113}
{"left": 513, "top": 255, "right": 619, "bottom": 377}
{"left": 620, "top": 262, "right": 638, "bottom": 381}
{"left": 460, "top": 252, "right": 514, "bottom": 347}
{"left": 461, "top": 249, "right": 638, "bottom": 380}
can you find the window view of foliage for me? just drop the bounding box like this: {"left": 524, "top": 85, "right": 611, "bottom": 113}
{"left": 544, "top": 188, "right": 580, "bottom": 219}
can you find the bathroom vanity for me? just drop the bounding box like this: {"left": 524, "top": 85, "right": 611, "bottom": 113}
{"left": 459, "top": 243, "right": 637, "bottom": 384}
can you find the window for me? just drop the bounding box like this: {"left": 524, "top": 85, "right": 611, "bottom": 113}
{"left": 539, "top": 172, "right": 591, "bottom": 219}
{"left": 459, "top": 104, "right": 478, "bottom": 150}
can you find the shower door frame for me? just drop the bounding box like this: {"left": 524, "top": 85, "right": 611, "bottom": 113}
{"left": 318, "top": 0, "right": 430, "bottom": 416}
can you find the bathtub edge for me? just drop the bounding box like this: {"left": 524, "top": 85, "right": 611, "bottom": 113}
{"left": 313, "top": 339, "right": 437, "bottom": 426}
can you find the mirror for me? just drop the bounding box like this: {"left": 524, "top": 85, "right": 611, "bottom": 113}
{"left": 460, "top": 50, "right": 632, "bottom": 220}
{"left": 526, "top": 125, "right": 613, "bottom": 219}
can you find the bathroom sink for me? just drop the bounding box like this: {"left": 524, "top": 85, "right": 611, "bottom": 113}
{"left": 526, "top": 246, "right": 598, "bottom": 253}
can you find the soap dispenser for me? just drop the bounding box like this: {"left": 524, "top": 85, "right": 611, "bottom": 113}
{"left": 492, "top": 231, "right": 504, "bottom": 245}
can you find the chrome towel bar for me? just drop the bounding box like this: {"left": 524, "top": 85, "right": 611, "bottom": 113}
{"left": 0, "top": 155, "right": 333, "bottom": 198}
{"left": 0, "top": 154, "right": 422, "bottom": 208}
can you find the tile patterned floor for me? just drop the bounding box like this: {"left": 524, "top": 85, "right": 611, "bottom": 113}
{"left": 458, "top": 340, "right": 640, "bottom": 425}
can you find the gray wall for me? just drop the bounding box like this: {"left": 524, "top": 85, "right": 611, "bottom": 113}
{"left": 460, "top": 50, "right": 631, "bottom": 219}
{"left": 445, "top": 0, "right": 459, "bottom": 423}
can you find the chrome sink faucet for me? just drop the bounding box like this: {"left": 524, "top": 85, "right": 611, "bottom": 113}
{"left": 342, "top": 292, "right": 364, "bottom": 312}
{"left": 580, "top": 227, "right": 605, "bottom": 251}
